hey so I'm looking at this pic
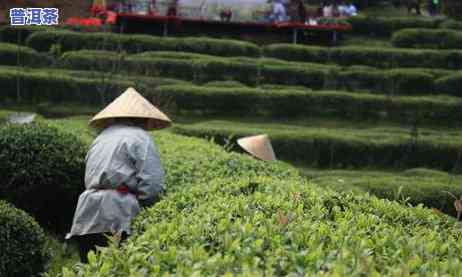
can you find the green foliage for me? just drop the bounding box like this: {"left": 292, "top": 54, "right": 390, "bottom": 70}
{"left": 304, "top": 168, "right": 462, "bottom": 217}
{"left": 0, "top": 200, "right": 50, "bottom": 277}
{"left": 435, "top": 72, "right": 462, "bottom": 97}
{"left": 439, "top": 19, "right": 462, "bottom": 30}
{"left": 59, "top": 49, "right": 453, "bottom": 95}
{"left": 0, "top": 42, "right": 50, "bottom": 67}
{"left": 172, "top": 119, "right": 462, "bottom": 172}
{"left": 51, "top": 123, "right": 462, "bottom": 276}
{"left": 0, "top": 25, "right": 49, "bottom": 44}
{"left": 0, "top": 66, "right": 188, "bottom": 105}
{"left": 392, "top": 28, "right": 462, "bottom": 49}
{"left": 204, "top": 80, "right": 249, "bottom": 88}
{"left": 26, "top": 30, "right": 261, "bottom": 57}
{"left": 347, "top": 16, "right": 442, "bottom": 37}
{"left": 157, "top": 84, "right": 462, "bottom": 123}
{"left": 264, "top": 44, "right": 462, "bottom": 70}
{"left": 0, "top": 123, "right": 86, "bottom": 232}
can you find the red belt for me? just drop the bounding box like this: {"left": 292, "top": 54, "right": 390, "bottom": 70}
{"left": 98, "top": 184, "right": 134, "bottom": 195}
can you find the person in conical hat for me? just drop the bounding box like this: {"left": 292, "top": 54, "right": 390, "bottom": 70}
{"left": 66, "top": 87, "right": 171, "bottom": 263}
{"left": 237, "top": 134, "right": 277, "bottom": 162}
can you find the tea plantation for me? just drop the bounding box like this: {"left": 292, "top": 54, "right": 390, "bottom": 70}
{"left": 2, "top": 6, "right": 462, "bottom": 276}
{"left": 47, "top": 117, "right": 462, "bottom": 276}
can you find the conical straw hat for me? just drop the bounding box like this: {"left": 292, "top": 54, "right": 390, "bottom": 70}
{"left": 237, "top": 134, "right": 276, "bottom": 162}
{"left": 89, "top": 87, "right": 172, "bottom": 131}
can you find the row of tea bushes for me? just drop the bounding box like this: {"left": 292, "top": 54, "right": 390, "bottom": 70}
{"left": 156, "top": 84, "right": 462, "bottom": 123}
{"left": 25, "top": 30, "right": 261, "bottom": 57}
{"left": 23, "top": 30, "right": 462, "bottom": 71}
{"left": 57, "top": 128, "right": 462, "bottom": 276}
{"left": 0, "top": 66, "right": 188, "bottom": 105}
{"left": 59, "top": 50, "right": 461, "bottom": 96}
{"left": 392, "top": 28, "right": 462, "bottom": 49}
{"left": 1, "top": 67, "right": 461, "bottom": 124}
{"left": 172, "top": 122, "right": 462, "bottom": 173}
{"left": 347, "top": 16, "right": 443, "bottom": 37}
{"left": 0, "top": 25, "right": 49, "bottom": 44}
{"left": 264, "top": 44, "right": 462, "bottom": 70}
{"left": 304, "top": 168, "right": 462, "bottom": 217}
{"left": 0, "top": 42, "right": 49, "bottom": 67}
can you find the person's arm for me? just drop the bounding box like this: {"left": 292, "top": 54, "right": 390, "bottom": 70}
{"left": 131, "top": 134, "right": 165, "bottom": 207}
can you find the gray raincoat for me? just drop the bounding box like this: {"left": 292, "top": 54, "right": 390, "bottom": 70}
{"left": 66, "top": 123, "right": 165, "bottom": 239}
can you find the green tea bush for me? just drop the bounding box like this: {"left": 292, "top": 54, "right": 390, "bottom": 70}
{"left": 306, "top": 169, "right": 462, "bottom": 217}
{"left": 392, "top": 28, "right": 462, "bottom": 49}
{"left": 173, "top": 124, "right": 462, "bottom": 172}
{"left": 157, "top": 84, "right": 462, "bottom": 123}
{"left": 26, "top": 30, "right": 261, "bottom": 57}
{"left": 0, "top": 25, "right": 48, "bottom": 44}
{"left": 60, "top": 130, "right": 462, "bottom": 276}
{"left": 435, "top": 72, "right": 462, "bottom": 97}
{"left": 60, "top": 50, "right": 446, "bottom": 95}
{"left": 0, "top": 200, "right": 50, "bottom": 277}
{"left": 264, "top": 44, "right": 462, "bottom": 70}
{"left": 440, "top": 19, "right": 462, "bottom": 30}
{"left": 0, "top": 67, "right": 132, "bottom": 104}
{"left": 347, "top": 16, "right": 442, "bottom": 37}
{"left": 204, "top": 80, "right": 249, "bottom": 88}
{"left": 60, "top": 51, "right": 259, "bottom": 85}
{"left": 0, "top": 123, "right": 86, "bottom": 232}
{"left": 0, "top": 42, "right": 49, "bottom": 67}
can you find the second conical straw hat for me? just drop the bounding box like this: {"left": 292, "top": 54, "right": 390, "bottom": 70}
{"left": 89, "top": 87, "right": 172, "bottom": 131}
{"left": 237, "top": 134, "right": 276, "bottom": 161}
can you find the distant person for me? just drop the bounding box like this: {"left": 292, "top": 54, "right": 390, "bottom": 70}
{"left": 323, "top": 3, "right": 334, "bottom": 17}
{"left": 220, "top": 8, "right": 232, "bottom": 22}
{"left": 338, "top": 2, "right": 348, "bottom": 17}
{"left": 167, "top": 0, "right": 178, "bottom": 16}
{"left": 297, "top": 0, "right": 307, "bottom": 22}
{"left": 66, "top": 87, "right": 171, "bottom": 263}
{"left": 149, "top": 0, "right": 158, "bottom": 15}
{"left": 270, "top": 0, "right": 287, "bottom": 22}
{"left": 345, "top": 2, "right": 358, "bottom": 16}
{"left": 289, "top": 0, "right": 307, "bottom": 23}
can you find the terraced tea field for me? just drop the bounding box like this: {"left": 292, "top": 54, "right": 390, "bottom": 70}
{"left": 2, "top": 11, "right": 462, "bottom": 275}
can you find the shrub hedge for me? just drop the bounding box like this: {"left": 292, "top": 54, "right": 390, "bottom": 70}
{"left": 0, "top": 66, "right": 188, "bottom": 105}
{"left": 0, "top": 200, "right": 50, "bottom": 277}
{"left": 173, "top": 122, "right": 462, "bottom": 172}
{"left": 56, "top": 129, "right": 462, "bottom": 276}
{"left": 203, "top": 80, "right": 249, "bottom": 88}
{"left": 0, "top": 68, "right": 131, "bottom": 105}
{"left": 1, "top": 67, "right": 461, "bottom": 123}
{"left": 26, "top": 30, "right": 261, "bottom": 57}
{"left": 440, "top": 19, "right": 462, "bottom": 30}
{"left": 0, "top": 42, "right": 49, "bottom": 67}
{"left": 392, "top": 28, "right": 462, "bottom": 49}
{"left": 435, "top": 72, "right": 462, "bottom": 97}
{"left": 0, "top": 25, "right": 48, "bottom": 44}
{"left": 347, "top": 16, "right": 442, "bottom": 37}
{"left": 156, "top": 85, "right": 462, "bottom": 122}
{"left": 305, "top": 169, "right": 462, "bottom": 217}
{"left": 59, "top": 50, "right": 459, "bottom": 95}
{"left": 0, "top": 123, "right": 87, "bottom": 232}
{"left": 264, "top": 44, "right": 462, "bottom": 70}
